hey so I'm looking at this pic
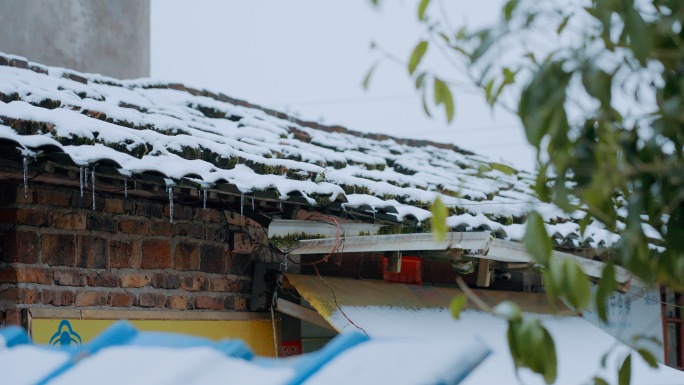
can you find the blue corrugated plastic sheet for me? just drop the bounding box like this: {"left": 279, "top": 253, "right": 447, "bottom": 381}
{"left": 0, "top": 321, "right": 489, "bottom": 385}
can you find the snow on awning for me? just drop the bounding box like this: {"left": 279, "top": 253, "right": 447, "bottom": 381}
{"left": 284, "top": 274, "right": 683, "bottom": 385}
{"left": 0, "top": 321, "right": 491, "bottom": 385}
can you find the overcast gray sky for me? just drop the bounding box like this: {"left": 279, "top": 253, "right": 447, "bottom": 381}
{"left": 150, "top": 1, "right": 535, "bottom": 170}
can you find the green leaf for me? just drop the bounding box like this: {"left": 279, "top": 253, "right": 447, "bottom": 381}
{"left": 592, "top": 377, "right": 610, "bottom": 385}
{"left": 442, "top": 84, "right": 455, "bottom": 122}
{"left": 503, "top": 0, "right": 519, "bottom": 21}
{"left": 490, "top": 162, "right": 517, "bottom": 175}
{"left": 564, "top": 259, "right": 590, "bottom": 310}
{"left": 415, "top": 72, "right": 427, "bottom": 89}
{"left": 430, "top": 196, "right": 448, "bottom": 241}
{"left": 433, "top": 78, "right": 455, "bottom": 122}
{"left": 362, "top": 60, "right": 381, "bottom": 90}
{"left": 408, "top": 41, "right": 428, "bottom": 75}
{"left": 619, "top": 354, "right": 632, "bottom": 385}
{"left": 421, "top": 88, "right": 431, "bottom": 117}
{"left": 596, "top": 262, "right": 617, "bottom": 322}
{"left": 417, "top": 0, "right": 431, "bottom": 21}
{"left": 507, "top": 319, "right": 557, "bottom": 384}
{"left": 636, "top": 349, "right": 658, "bottom": 369}
{"left": 523, "top": 212, "right": 553, "bottom": 265}
{"left": 450, "top": 294, "right": 468, "bottom": 319}
{"left": 557, "top": 14, "right": 571, "bottom": 35}
{"left": 503, "top": 67, "right": 516, "bottom": 84}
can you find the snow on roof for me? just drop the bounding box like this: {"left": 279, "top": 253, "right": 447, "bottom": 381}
{"left": 328, "top": 307, "right": 684, "bottom": 385}
{"left": 0, "top": 52, "right": 625, "bottom": 249}
{"left": 0, "top": 322, "right": 489, "bottom": 385}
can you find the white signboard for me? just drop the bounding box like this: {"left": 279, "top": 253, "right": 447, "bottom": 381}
{"left": 582, "top": 285, "right": 664, "bottom": 362}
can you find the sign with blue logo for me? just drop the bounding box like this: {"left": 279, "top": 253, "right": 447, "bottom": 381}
{"left": 48, "top": 320, "right": 82, "bottom": 347}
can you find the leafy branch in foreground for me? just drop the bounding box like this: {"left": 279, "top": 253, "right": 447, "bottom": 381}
{"left": 378, "top": 0, "right": 684, "bottom": 382}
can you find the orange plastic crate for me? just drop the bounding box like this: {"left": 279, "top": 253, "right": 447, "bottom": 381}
{"left": 382, "top": 255, "right": 422, "bottom": 285}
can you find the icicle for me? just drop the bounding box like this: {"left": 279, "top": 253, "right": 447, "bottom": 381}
{"left": 84, "top": 166, "right": 89, "bottom": 188}
{"left": 203, "top": 188, "right": 207, "bottom": 210}
{"left": 22, "top": 156, "right": 28, "bottom": 198}
{"left": 251, "top": 195, "right": 255, "bottom": 210}
{"left": 124, "top": 175, "right": 128, "bottom": 198}
{"left": 279, "top": 200, "right": 282, "bottom": 210}
{"left": 134, "top": 178, "right": 137, "bottom": 190}
{"left": 91, "top": 167, "right": 96, "bottom": 210}
{"left": 79, "top": 166, "right": 84, "bottom": 197}
{"left": 168, "top": 186, "right": 174, "bottom": 223}
{"left": 240, "top": 193, "right": 244, "bottom": 216}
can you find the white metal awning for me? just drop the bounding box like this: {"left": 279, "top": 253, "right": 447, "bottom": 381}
{"left": 277, "top": 226, "right": 642, "bottom": 285}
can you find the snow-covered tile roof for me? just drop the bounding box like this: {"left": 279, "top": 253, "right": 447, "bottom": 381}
{"left": 0, "top": 52, "right": 626, "bottom": 250}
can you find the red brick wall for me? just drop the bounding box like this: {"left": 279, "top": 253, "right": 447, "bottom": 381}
{"left": 0, "top": 182, "right": 265, "bottom": 326}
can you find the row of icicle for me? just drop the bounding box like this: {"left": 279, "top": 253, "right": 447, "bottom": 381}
{"left": 23, "top": 156, "right": 216, "bottom": 224}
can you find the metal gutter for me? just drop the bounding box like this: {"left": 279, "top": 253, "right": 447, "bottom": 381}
{"left": 268, "top": 219, "right": 386, "bottom": 239}
{"left": 288, "top": 232, "right": 492, "bottom": 255}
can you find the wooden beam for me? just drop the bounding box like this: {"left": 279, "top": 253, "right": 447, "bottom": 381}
{"left": 275, "top": 299, "right": 336, "bottom": 332}
{"left": 386, "top": 251, "right": 402, "bottom": 273}
{"left": 476, "top": 259, "right": 491, "bottom": 288}
{"left": 29, "top": 309, "right": 271, "bottom": 321}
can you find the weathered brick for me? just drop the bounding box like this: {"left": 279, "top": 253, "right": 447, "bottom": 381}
{"left": 87, "top": 214, "right": 118, "bottom": 233}
{"left": 15, "top": 186, "right": 33, "bottom": 204}
{"left": 35, "top": 189, "right": 70, "bottom": 207}
{"left": 4, "top": 309, "right": 22, "bottom": 326}
{"left": 180, "top": 276, "right": 208, "bottom": 292}
{"left": 16, "top": 266, "right": 52, "bottom": 284}
{"left": 118, "top": 219, "right": 149, "bottom": 235}
{"left": 209, "top": 277, "right": 231, "bottom": 292}
{"left": 234, "top": 296, "right": 248, "bottom": 311}
{"left": 2, "top": 231, "right": 38, "bottom": 264}
{"left": 141, "top": 239, "right": 170, "bottom": 269}
{"left": 41, "top": 233, "right": 76, "bottom": 266}
{"left": 86, "top": 271, "right": 118, "bottom": 287}
{"left": 139, "top": 292, "right": 166, "bottom": 307}
{"left": 16, "top": 208, "right": 50, "bottom": 226}
{"left": 0, "top": 287, "right": 38, "bottom": 304}
{"left": 136, "top": 201, "right": 164, "bottom": 218}
{"left": 119, "top": 273, "right": 151, "bottom": 288}
{"left": 200, "top": 244, "right": 227, "bottom": 274}
{"left": 175, "top": 222, "right": 204, "bottom": 239}
{"left": 201, "top": 209, "right": 221, "bottom": 224}
{"left": 232, "top": 232, "right": 254, "bottom": 254}
{"left": 167, "top": 295, "right": 190, "bottom": 310}
{"left": 223, "top": 295, "right": 235, "bottom": 310}
{"left": 173, "top": 242, "right": 200, "bottom": 271}
{"left": 194, "top": 296, "right": 223, "bottom": 310}
{"left": 224, "top": 210, "right": 245, "bottom": 226}
{"left": 77, "top": 235, "right": 107, "bottom": 269}
{"left": 205, "top": 226, "right": 229, "bottom": 243}
{"left": 53, "top": 212, "right": 87, "bottom": 230}
{"left": 149, "top": 221, "right": 173, "bottom": 236}
{"left": 103, "top": 198, "right": 124, "bottom": 214}
{"left": 41, "top": 289, "right": 75, "bottom": 306}
{"left": 169, "top": 204, "right": 193, "bottom": 221}
{"left": 0, "top": 266, "right": 18, "bottom": 283}
{"left": 108, "top": 240, "right": 138, "bottom": 268}
{"left": 75, "top": 291, "right": 108, "bottom": 306}
{"left": 109, "top": 292, "right": 135, "bottom": 307}
{"left": 151, "top": 273, "right": 180, "bottom": 289}
{"left": 53, "top": 270, "right": 86, "bottom": 286}
{"left": 69, "top": 192, "right": 91, "bottom": 209}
